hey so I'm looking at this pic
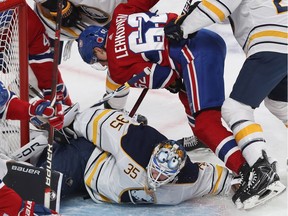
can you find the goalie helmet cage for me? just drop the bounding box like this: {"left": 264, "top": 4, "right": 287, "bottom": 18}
{"left": 0, "top": 0, "right": 29, "bottom": 155}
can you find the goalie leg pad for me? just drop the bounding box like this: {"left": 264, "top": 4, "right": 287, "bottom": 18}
{"left": 11, "top": 134, "right": 48, "bottom": 163}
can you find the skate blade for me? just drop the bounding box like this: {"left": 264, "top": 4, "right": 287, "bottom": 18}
{"left": 243, "top": 180, "right": 286, "bottom": 210}
{"left": 190, "top": 148, "right": 211, "bottom": 153}
{"left": 234, "top": 199, "right": 244, "bottom": 209}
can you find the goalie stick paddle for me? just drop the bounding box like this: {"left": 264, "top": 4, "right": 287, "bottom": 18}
{"left": 44, "top": 0, "right": 63, "bottom": 209}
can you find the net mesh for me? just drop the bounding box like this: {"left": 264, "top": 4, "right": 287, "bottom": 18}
{"left": 0, "top": 6, "right": 22, "bottom": 155}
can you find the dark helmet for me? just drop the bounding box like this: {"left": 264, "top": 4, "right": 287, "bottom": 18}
{"left": 77, "top": 25, "right": 108, "bottom": 64}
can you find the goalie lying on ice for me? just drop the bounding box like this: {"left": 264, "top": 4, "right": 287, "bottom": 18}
{"left": 2, "top": 105, "right": 244, "bottom": 209}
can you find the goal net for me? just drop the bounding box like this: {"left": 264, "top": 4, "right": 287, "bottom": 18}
{"left": 0, "top": 0, "right": 29, "bottom": 156}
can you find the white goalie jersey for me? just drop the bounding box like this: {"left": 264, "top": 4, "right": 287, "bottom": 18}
{"left": 73, "top": 108, "right": 234, "bottom": 205}
{"left": 181, "top": 0, "right": 288, "bottom": 57}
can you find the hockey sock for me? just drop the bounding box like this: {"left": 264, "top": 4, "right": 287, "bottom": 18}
{"left": 193, "top": 109, "right": 246, "bottom": 174}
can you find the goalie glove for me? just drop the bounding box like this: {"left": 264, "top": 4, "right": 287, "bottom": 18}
{"left": 43, "top": 83, "right": 72, "bottom": 106}
{"left": 164, "top": 2, "right": 200, "bottom": 42}
{"left": 29, "top": 99, "right": 64, "bottom": 130}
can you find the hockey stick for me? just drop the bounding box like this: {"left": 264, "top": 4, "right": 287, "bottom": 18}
{"left": 29, "top": 84, "right": 44, "bottom": 98}
{"left": 75, "top": 20, "right": 89, "bottom": 31}
{"left": 181, "top": 0, "right": 193, "bottom": 15}
{"left": 44, "top": 0, "right": 63, "bottom": 209}
{"left": 90, "top": 67, "right": 152, "bottom": 108}
{"left": 128, "top": 88, "right": 149, "bottom": 117}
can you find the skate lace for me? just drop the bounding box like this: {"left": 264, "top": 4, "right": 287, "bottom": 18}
{"left": 245, "top": 168, "right": 257, "bottom": 192}
{"left": 239, "top": 172, "right": 245, "bottom": 186}
{"left": 183, "top": 136, "right": 198, "bottom": 147}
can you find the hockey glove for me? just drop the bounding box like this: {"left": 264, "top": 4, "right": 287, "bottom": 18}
{"left": 29, "top": 99, "right": 64, "bottom": 130}
{"left": 43, "top": 83, "right": 72, "bottom": 106}
{"left": 165, "top": 78, "right": 184, "bottom": 94}
{"left": 164, "top": 2, "right": 200, "bottom": 42}
{"left": 50, "top": 2, "right": 81, "bottom": 27}
{"left": 164, "top": 17, "right": 184, "bottom": 42}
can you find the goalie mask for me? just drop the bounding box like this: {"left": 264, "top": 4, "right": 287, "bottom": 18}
{"left": 147, "top": 140, "right": 187, "bottom": 191}
{"left": 77, "top": 25, "right": 108, "bottom": 64}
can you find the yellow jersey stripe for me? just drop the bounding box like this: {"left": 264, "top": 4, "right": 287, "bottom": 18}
{"left": 99, "top": 194, "right": 111, "bottom": 202}
{"left": 203, "top": 0, "right": 226, "bottom": 21}
{"left": 212, "top": 165, "right": 223, "bottom": 194}
{"left": 235, "top": 124, "right": 263, "bottom": 143}
{"left": 106, "top": 77, "right": 121, "bottom": 90}
{"left": 85, "top": 152, "right": 109, "bottom": 187}
{"left": 92, "top": 110, "right": 111, "bottom": 144}
{"left": 247, "top": 30, "right": 288, "bottom": 48}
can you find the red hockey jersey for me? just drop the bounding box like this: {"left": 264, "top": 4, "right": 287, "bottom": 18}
{"left": 106, "top": 0, "right": 179, "bottom": 88}
{"left": 27, "top": 5, "right": 65, "bottom": 91}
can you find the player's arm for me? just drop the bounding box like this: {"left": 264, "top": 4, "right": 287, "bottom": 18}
{"left": 188, "top": 161, "right": 237, "bottom": 197}
{"left": 105, "top": 74, "right": 130, "bottom": 110}
{"left": 35, "top": 0, "right": 81, "bottom": 27}
{"left": 165, "top": 0, "right": 242, "bottom": 40}
{"left": 111, "top": 62, "right": 179, "bottom": 89}
{"left": 0, "top": 81, "right": 63, "bottom": 129}
{"left": 106, "top": 62, "right": 179, "bottom": 109}
{"left": 27, "top": 6, "right": 72, "bottom": 105}
{"left": 74, "top": 108, "right": 133, "bottom": 154}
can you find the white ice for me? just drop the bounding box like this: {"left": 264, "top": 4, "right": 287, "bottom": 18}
{"left": 27, "top": 0, "right": 287, "bottom": 215}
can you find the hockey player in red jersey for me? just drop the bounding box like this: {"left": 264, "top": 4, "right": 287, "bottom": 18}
{"left": 27, "top": 5, "right": 72, "bottom": 105}
{"left": 0, "top": 80, "right": 62, "bottom": 214}
{"left": 164, "top": 0, "right": 287, "bottom": 209}
{"left": 77, "top": 0, "right": 250, "bottom": 201}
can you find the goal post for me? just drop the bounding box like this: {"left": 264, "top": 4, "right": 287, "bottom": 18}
{"left": 0, "top": 0, "right": 29, "bottom": 154}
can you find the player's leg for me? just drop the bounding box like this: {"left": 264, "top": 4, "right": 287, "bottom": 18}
{"left": 221, "top": 52, "right": 287, "bottom": 208}
{"left": 179, "top": 29, "right": 246, "bottom": 174}
{"left": 264, "top": 75, "right": 288, "bottom": 126}
{"left": 37, "top": 137, "right": 94, "bottom": 198}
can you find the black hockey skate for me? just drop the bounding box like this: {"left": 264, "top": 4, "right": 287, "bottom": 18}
{"left": 233, "top": 151, "right": 286, "bottom": 209}
{"left": 232, "top": 163, "right": 250, "bottom": 206}
{"left": 177, "top": 136, "right": 209, "bottom": 152}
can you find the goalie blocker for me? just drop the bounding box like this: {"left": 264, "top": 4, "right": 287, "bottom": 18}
{"left": 3, "top": 161, "right": 62, "bottom": 212}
